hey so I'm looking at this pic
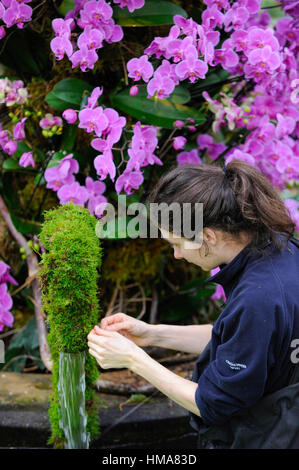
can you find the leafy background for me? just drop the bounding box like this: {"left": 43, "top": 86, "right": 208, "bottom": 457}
{"left": 0, "top": 0, "right": 295, "bottom": 372}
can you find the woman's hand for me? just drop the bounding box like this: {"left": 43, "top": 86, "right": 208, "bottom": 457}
{"left": 99, "top": 312, "right": 154, "bottom": 347}
{"left": 87, "top": 325, "right": 143, "bottom": 370}
{"left": 87, "top": 326, "right": 201, "bottom": 418}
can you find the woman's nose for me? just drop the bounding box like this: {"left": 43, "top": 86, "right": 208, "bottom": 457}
{"left": 173, "top": 246, "right": 183, "bottom": 259}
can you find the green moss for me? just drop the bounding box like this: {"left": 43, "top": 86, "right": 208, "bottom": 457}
{"left": 38, "top": 202, "right": 103, "bottom": 448}
{"left": 15, "top": 396, "right": 43, "bottom": 405}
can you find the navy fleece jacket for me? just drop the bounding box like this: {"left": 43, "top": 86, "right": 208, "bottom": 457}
{"left": 194, "top": 235, "right": 299, "bottom": 426}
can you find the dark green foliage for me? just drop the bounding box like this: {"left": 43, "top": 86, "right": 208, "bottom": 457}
{"left": 111, "top": 86, "right": 205, "bottom": 129}
{"left": 38, "top": 202, "right": 103, "bottom": 447}
{"left": 45, "top": 78, "right": 93, "bottom": 111}
{"left": 112, "top": 1, "right": 187, "bottom": 26}
{"left": 0, "top": 316, "right": 45, "bottom": 372}
{"left": 0, "top": 28, "right": 50, "bottom": 77}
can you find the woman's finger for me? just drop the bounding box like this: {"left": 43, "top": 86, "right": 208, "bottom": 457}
{"left": 93, "top": 327, "right": 116, "bottom": 337}
{"left": 87, "top": 341, "right": 105, "bottom": 355}
{"left": 96, "top": 324, "right": 124, "bottom": 334}
{"left": 101, "top": 313, "right": 126, "bottom": 329}
{"left": 101, "top": 320, "right": 132, "bottom": 332}
{"left": 88, "top": 348, "right": 103, "bottom": 364}
{"left": 89, "top": 349, "right": 109, "bottom": 369}
{"left": 87, "top": 329, "right": 113, "bottom": 343}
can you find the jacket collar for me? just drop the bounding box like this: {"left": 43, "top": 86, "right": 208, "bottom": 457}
{"left": 205, "top": 238, "right": 273, "bottom": 298}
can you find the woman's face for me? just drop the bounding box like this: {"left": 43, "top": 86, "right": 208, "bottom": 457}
{"left": 159, "top": 227, "right": 217, "bottom": 271}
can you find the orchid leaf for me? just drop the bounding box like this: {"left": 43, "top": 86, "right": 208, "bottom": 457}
{"left": 61, "top": 124, "right": 78, "bottom": 152}
{"left": 2, "top": 158, "right": 35, "bottom": 173}
{"left": 57, "top": 0, "right": 75, "bottom": 16}
{"left": 0, "top": 29, "right": 49, "bottom": 76}
{"left": 111, "top": 86, "right": 205, "bottom": 128}
{"left": 113, "top": 1, "right": 187, "bottom": 26}
{"left": 45, "top": 78, "right": 93, "bottom": 111}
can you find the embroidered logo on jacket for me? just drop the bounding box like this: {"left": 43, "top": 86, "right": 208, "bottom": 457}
{"left": 225, "top": 359, "right": 247, "bottom": 370}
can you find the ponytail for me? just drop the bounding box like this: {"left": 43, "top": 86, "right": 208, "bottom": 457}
{"left": 222, "top": 159, "right": 295, "bottom": 253}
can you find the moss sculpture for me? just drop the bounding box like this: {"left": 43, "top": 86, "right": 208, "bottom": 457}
{"left": 38, "top": 202, "right": 103, "bottom": 448}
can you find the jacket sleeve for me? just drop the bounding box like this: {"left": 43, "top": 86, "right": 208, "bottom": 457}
{"left": 195, "top": 291, "right": 281, "bottom": 426}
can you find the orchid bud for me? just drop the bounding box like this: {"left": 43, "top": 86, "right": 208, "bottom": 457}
{"left": 62, "top": 108, "right": 77, "bottom": 124}
{"left": 173, "top": 120, "right": 184, "bottom": 128}
{"left": 0, "top": 26, "right": 6, "bottom": 40}
{"left": 129, "top": 85, "right": 139, "bottom": 97}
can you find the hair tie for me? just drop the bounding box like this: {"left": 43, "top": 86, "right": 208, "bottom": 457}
{"left": 222, "top": 166, "right": 234, "bottom": 180}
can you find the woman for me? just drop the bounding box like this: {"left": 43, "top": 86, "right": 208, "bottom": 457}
{"left": 87, "top": 159, "right": 299, "bottom": 449}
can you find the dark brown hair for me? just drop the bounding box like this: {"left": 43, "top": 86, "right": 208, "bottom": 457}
{"left": 146, "top": 159, "right": 295, "bottom": 256}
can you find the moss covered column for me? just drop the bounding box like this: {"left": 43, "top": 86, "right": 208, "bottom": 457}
{"left": 38, "top": 202, "right": 103, "bottom": 448}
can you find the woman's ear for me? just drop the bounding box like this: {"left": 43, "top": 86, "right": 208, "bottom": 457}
{"left": 202, "top": 227, "right": 218, "bottom": 246}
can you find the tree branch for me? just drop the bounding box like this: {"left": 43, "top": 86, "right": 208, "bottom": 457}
{"left": 149, "top": 285, "right": 159, "bottom": 324}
